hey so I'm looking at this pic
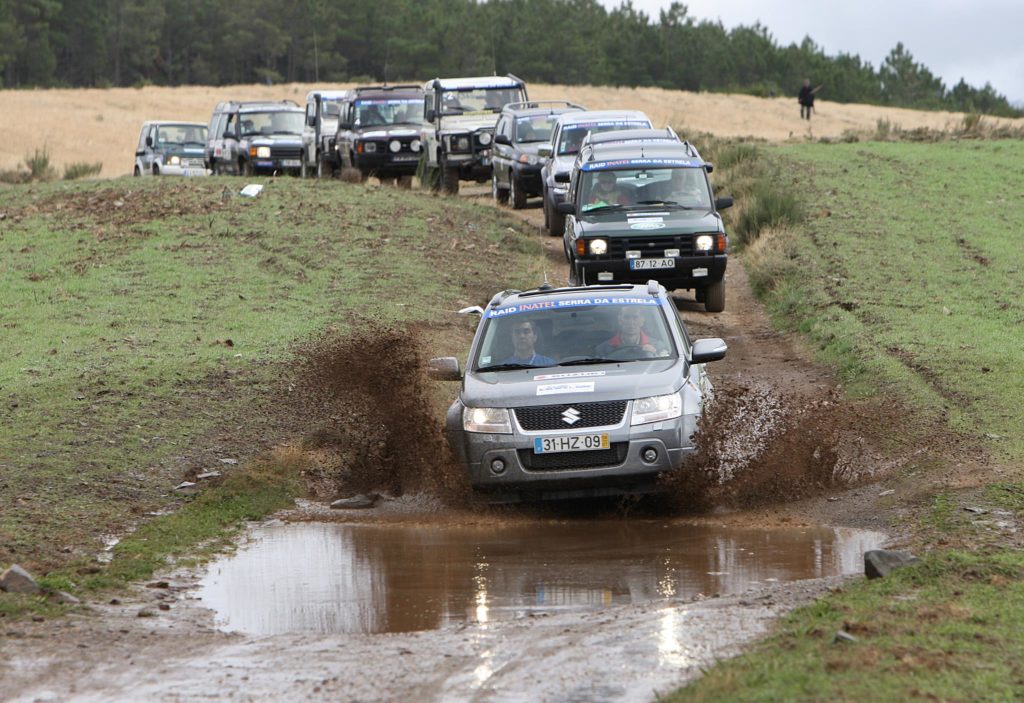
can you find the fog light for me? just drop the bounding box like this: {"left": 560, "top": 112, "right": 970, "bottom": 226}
{"left": 478, "top": 132, "right": 492, "bottom": 146}
{"left": 410, "top": 139, "right": 421, "bottom": 152}
{"left": 490, "top": 458, "right": 506, "bottom": 475}
{"left": 642, "top": 448, "right": 658, "bottom": 463}
{"left": 664, "top": 248, "right": 680, "bottom": 257}
{"left": 389, "top": 140, "right": 401, "bottom": 153}
{"left": 625, "top": 250, "right": 641, "bottom": 259}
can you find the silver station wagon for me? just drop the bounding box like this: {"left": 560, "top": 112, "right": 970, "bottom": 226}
{"left": 429, "top": 282, "right": 727, "bottom": 501}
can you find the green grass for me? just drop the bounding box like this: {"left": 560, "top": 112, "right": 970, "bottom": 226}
{"left": 676, "top": 139, "right": 1024, "bottom": 700}
{"left": 0, "top": 176, "right": 546, "bottom": 613}
{"left": 744, "top": 140, "right": 1024, "bottom": 460}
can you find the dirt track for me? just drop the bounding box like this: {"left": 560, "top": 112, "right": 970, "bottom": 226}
{"left": 0, "top": 184, "right": 916, "bottom": 701}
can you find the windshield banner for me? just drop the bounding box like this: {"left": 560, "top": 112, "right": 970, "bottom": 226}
{"left": 486, "top": 296, "right": 662, "bottom": 318}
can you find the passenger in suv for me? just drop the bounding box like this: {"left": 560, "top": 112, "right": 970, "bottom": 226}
{"left": 333, "top": 85, "right": 425, "bottom": 185}
{"left": 557, "top": 140, "right": 734, "bottom": 312}
{"left": 539, "top": 110, "right": 652, "bottom": 236}
{"left": 205, "top": 101, "right": 305, "bottom": 176}
{"left": 490, "top": 101, "right": 584, "bottom": 209}
{"left": 428, "top": 281, "right": 727, "bottom": 502}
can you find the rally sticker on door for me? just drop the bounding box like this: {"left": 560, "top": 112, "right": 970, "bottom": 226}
{"left": 536, "top": 382, "right": 595, "bottom": 396}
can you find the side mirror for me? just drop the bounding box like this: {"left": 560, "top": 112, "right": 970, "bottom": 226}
{"left": 553, "top": 171, "right": 570, "bottom": 184}
{"left": 556, "top": 202, "right": 575, "bottom": 215}
{"left": 690, "top": 338, "right": 727, "bottom": 364}
{"left": 145, "top": 136, "right": 153, "bottom": 147}
{"left": 537, "top": 145, "right": 552, "bottom": 158}
{"left": 425, "top": 109, "right": 436, "bottom": 123}
{"left": 306, "top": 113, "right": 316, "bottom": 127}
{"left": 714, "top": 196, "right": 734, "bottom": 211}
{"left": 494, "top": 134, "right": 511, "bottom": 146}
{"left": 427, "top": 357, "right": 461, "bottom": 381}
{"left": 704, "top": 162, "right": 715, "bottom": 173}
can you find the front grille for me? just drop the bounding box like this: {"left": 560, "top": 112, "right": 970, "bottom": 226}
{"left": 514, "top": 401, "right": 628, "bottom": 431}
{"left": 519, "top": 442, "right": 629, "bottom": 470}
{"left": 606, "top": 235, "right": 696, "bottom": 258}
{"left": 271, "top": 146, "right": 302, "bottom": 160}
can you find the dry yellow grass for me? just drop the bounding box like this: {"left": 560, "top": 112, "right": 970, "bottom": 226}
{"left": 2, "top": 82, "right": 1021, "bottom": 177}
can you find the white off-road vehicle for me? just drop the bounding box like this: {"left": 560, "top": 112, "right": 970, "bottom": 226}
{"left": 420, "top": 75, "right": 527, "bottom": 194}
{"left": 300, "top": 89, "right": 349, "bottom": 178}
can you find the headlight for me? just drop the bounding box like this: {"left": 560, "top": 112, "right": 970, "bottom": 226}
{"left": 364, "top": 141, "right": 377, "bottom": 153}
{"left": 518, "top": 154, "right": 538, "bottom": 165}
{"left": 631, "top": 392, "right": 683, "bottom": 425}
{"left": 410, "top": 139, "right": 421, "bottom": 152}
{"left": 389, "top": 140, "right": 401, "bottom": 153}
{"left": 168, "top": 155, "right": 180, "bottom": 166}
{"left": 463, "top": 407, "right": 512, "bottom": 434}
{"left": 478, "top": 132, "right": 492, "bottom": 146}
{"left": 456, "top": 136, "right": 470, "bottom": 151}
{"left": 256, "top": 146, "right": 271, "bottom": 158}
{"left": 695, "top": 235, "right": 714, "bottom": 251}
{"left": 589, "top": 238, "right": 608, "bottom": 255}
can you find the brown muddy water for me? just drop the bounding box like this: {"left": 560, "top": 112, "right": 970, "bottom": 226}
{"left": 195, "top": 520, "right": 883, "bottom": 635}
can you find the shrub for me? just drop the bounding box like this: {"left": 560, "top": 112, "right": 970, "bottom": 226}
{"left": 743, "top": 225, "right": 801, "bottom": 295}
{"left": 25, "top": 147, "right": 56, "bottom": 181}
{"left": 715, "top": 143, "right": 760, "bottom": 170}
{"left": 63, "top": 162, "right": 103, "bottom": 180}
{"left": 734, "top": 179, "right": 803, "bottom": 246}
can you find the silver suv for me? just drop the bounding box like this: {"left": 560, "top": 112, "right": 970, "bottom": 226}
{"left": 429, "top": 282, "right": 727, "bottom": 501}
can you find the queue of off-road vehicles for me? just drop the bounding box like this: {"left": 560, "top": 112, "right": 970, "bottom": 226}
{"left": 134, "top": 73, "right": 735, "bottom": 502}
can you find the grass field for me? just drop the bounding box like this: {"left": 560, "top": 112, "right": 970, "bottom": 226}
{"left": 4, "top": 82, "right": 1022, "bottom": 177}
{"left": 673, "top": 139, "right": 1024, "bottom": 701}
{"left": 0, "top": 176, "right": 546, "bottom": 610}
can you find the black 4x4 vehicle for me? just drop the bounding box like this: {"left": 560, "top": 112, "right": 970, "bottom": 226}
{"left": 558, "top": 140, "right": 734, "bottom": 312}
{"left": 331, "top": 85, "right": 425, "bottom": 184}
{"left": 205, "top": 100, "right": 305, "bottom": 176}
{"left": 490, "top": 101, "right": 584, "bottom": 209}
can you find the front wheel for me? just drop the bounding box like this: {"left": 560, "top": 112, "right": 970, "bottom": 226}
{"left": 546, "top": 196, "right": 565, "bottom": 237}
{"left": 703, "top": 279, "right": 725, "bottom": 313}
{"left": 397, "top": 174, "right": 413, "bottom": 189}
{"left": 317, "top": 156, "right": 335, "bottom": 179}
{"left": 241, "top": 159, "right": 254, "bottom": 177}
{"left": 492, "top": 170, "right": 509, "bottom": 204}
{"left": 510, "top": 172, "right": 527, "bottom": 209}
{"left": 568, "top": 260, "right": 582, "bottom": 286}
{"left": 441, "top": 163, "right": 460, "bottom": 195}
{"left": 300, "top": 154, "right": 310, "bottom": 179}
{"left": 133, "top": 165, "right": 141, "bottom": 177}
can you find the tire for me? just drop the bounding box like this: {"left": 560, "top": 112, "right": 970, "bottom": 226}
{"left": 133, "top": 166, "right": 141, "bottom": 177}
{"left": 300, "top": 154, "right": 310, "bottom": 179}
{"left": 546, "top": 196, "right": 565, "bottom": 237}
{"left": 317, "top": 157, "right": 335, "bottom": 179}
{"left": 241, "top": 159, "right": 254, "bottom": 177}
{"left": 492, "top": 170, "right": 509, "bottom": 204}
{"left": 510, "top": 171, "right": 527, "bottom": 209}
{"left": 397, "top": 174, "right": 413, "bottom": 189}
{"left": 340, "top": 166, "right": 364, "bottom": 183}
{"left": 441, "top": 163, "right": 460, "bottom": 195}
{"left": 703, "top": 279, "right": 725, "bottom": 313}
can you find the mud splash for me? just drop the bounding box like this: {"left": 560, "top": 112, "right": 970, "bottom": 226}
{"left": 289, "top": 322, "right": 469, "bottom": 502}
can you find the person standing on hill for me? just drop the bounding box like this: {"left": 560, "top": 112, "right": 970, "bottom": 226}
{"left": 798, "top": 79, "right": 822, "bottom": 120}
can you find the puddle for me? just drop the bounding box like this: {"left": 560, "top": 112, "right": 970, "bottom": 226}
{"left": 195, "top": 520, "right": 883, "bottom": 635}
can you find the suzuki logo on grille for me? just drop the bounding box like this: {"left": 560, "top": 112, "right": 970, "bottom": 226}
{"left": 561, "top": 407, "right": 582, "bottom": 425}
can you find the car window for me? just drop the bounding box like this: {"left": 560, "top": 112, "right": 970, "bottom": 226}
{"left": 474, "top": 300, "right": 677, "bottom": 370}
{"left": 557, "top": 120, "right": 651, "bottom": 156}
{"left": 515, "top": 115, "right": 558, "bottom": 143}
{"left": 154, "top": 124, "right": 207, "bottom": 147}
{"left": 321, "top": 100, "right": 341, "bottom": 118}
{"left": 137, "top": 126, "right": 150, "bottom": 151}
{"left": 239, "top": 111, "right": 304, "bottom": 136}
{"left": 438, "top": 87, "right": 526, "bottom": 116}
{"left": 580, "top": 167, "right": 711, "bottom": 211}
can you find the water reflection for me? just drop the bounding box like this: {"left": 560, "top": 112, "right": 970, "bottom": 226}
{"left": 196, "top": 521, "right": 883, "bottom": 635}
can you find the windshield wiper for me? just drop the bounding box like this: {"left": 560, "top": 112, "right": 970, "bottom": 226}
{"left": 270, "top": 130, "right": 299, "bottom": 135}
{"left": 476, "top": 362, "right": 546, "bottom": 372}
{"left": 636, "top": 200, "right": 698, "bottom": 209}
{"left": 582, "top": 204, "right": 624, "bottom": 214}
{"left": 558, "top": 357, "right": 633, "bottom": 366}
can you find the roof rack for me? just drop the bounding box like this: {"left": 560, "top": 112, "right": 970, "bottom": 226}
{"left": 503, "top": 100, "right": 586, "bottom": 112}
{"left": 516, "top": 283, "right": 635, "bottom": 299}
{"left": 353, "top": 84, "right": 421, "bottom": 93}
{"left": 487, "top": 289, "right": 522, "bottom": 308}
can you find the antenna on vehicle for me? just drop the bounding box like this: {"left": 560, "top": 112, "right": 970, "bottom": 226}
{"left": 383, "top": 36, "right": 391, "bottom": 86}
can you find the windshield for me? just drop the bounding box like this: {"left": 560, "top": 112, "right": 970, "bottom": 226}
{"left": 514, "top": 115, "right": 558, "bottom": 143}
{"left": 557, "top": 120, "right": 651, "bottom": 155}
{"left": 354, "top": 98, "right": 424, "bottom": 127}
{"left": 439, "top": 87, "right": 526, "bottom": 116}
{"left": 474, "top": 299, "right": 678, "bottom": 371}
{"left": 580, "top": 167, "right": 712, "bottom": 212}
{"left": 154, "top": 124, "right": 207, "bottom": 146}
{"left": 239, "top": 111, "right": 304, "bottom": 137}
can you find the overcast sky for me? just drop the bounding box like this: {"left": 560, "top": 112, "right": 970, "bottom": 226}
{"left": 602, "top": 0, "right": 1024, "bottom": 104}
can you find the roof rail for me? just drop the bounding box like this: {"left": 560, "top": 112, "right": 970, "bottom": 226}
{"left": 516, "top": 283, "right": 635, "bottom": 298}
{"left": 503, "top": 100, "right": 586, "bottom": 112}
{"left": 487, "top": 289, "right": 522, "bottom": 307}
{"left": 353, "top": 84, "right": 421, "bottom": 93}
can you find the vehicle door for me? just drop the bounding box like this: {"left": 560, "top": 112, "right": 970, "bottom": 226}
{"left": 421, "top": 91, "right": 440, "bottom": 166}
{"left": 491, "top": 115, "right": 512, "bottom": 186}
{"left": 541, "top": 122, "right": 561, "bottom": 190}
{"left": 136, "top": 125, "right": 152, "bottom": 174}
{"left": 335, "top": 101, "right": 353, "bottom": 166}
{"left": 222, "top": 112, "right": 239, "bottom": 164}
{"left": 303, "top": 96, "right": 318, "bottom": 166}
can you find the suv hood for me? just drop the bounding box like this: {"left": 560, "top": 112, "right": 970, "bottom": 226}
{"left": 437, "top": 113, "right": 499, "bottom": 133}
{"left": 550, "top": 153, "right": 576, "bottom": 176}
{"left": 248, "top": 134, "right": 303, "bottom": 146}
{"left": 355, "top": 126, "right": 422, "bottom": 139}
{"left": 579, "top": 208, "right": 722, "bottom": 236}
{"left": 462, "top": 359, "right": 685, "bottom": 408}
